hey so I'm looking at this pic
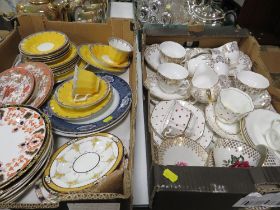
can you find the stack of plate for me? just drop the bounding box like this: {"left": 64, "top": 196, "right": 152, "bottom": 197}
{"left": 0, "top": 62, "right": 54, "bottom": 108}
{"left": 43, "top": 73, "right": 132, "bottom": 137}
{"left": 78, "top": 37, "right": 132, "bottom": 74}
{"left": 42, "top": 133, "right": 124, "bottom": 193}
{"left": 0, "top": 105, "right": 53, "bottom": 202}
{"left": 19, "top": 31, "right": 79, "bottom": 83}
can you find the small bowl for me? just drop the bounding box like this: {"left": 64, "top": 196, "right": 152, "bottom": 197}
{"left": 90, "top": 44, "right": 130, "bottom": 68}
{"left": 213, "top": 138, "right": 261, "bottom": 167}
{"left": 159, "top": 41, "right": 186, "bottom": 64}
{"left": 108, "top": 37, "right": 133, "bottom": 63}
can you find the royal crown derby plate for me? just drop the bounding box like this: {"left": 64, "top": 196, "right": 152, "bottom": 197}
{"left": 144, "top": 67, "right": 190, "bottom": 100}
{"left": 17, "top": 63, "right": 54, "bottom": 108}
{"left": 54, "top": 69, "right": 74, "bottom": 84}
{"left": 0, "top": 106, "right": 50, "bottom": 188}
{"left": 55, "top": 78, "right": 110, "bottom": 110}
{"left": 158, "top": 137, "right": 209, "bottom": 166}
{"left": 205, "top": 103, "right": 243, "bottom": 142}
{"left": 78, "top": 45, "right": 127, "bottom": 73}
{"left": 151, "top": 100, "right": 205, "bottom": 141}
{"left": 50, "top": 91, "right": 113, "bottom": 121}
{"left": 42, "top": 73, "right": 132, "bottom": 136}
{"left": 144, "top": 44, "right": 160, "bottom": 71}
{"left": 48, "top": 43, "right": 78, "bottom": 69}
{"left": 19, "top": 31, "right": 69, "bottom": 56}
{"left": 90, "top": 44, "right": 130, "bottom": 69}
{"left": 243, "top": 109, "right": 280, "bottom": 148}
{"left": 0, "top": 67, "right": 35, "bottom": 106}
{"left": 43, "top": 133, "right": 123, "bottom": 193}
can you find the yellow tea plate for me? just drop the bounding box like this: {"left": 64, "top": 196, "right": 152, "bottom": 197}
{"left": 55, "top": 79, "right": 110, "bottom": 109}
{"left": 90, "top": 44, "right": 130, "bottom": 69}
{"left": 50, "top": 91, "right": 113, "bottom": 120}
{"left": 78, "top": 45, "right": 127, "bottom": 73}
{"left": 20, "top": 31, "right": 68, "bottom": 56}
{"left": 49, "top": 44, "right": 78, "bottom": 69}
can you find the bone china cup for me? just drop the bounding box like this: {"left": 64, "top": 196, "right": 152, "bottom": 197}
{"left": 157, "top": 63, "right": 190, "bottom": 95}
{"left": 213, "top": 138, "right": 261, "bottom": 167}
{"left": 191, "top": 69, "right": 221, "bottom": 103}
{"left": 215, "top": 87, "right": 254, "bottom": 124}
{"left": 159, "top": 41, "right": 186, "bottom": 64}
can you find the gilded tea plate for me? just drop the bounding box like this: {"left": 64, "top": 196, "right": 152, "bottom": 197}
{"left": 0, "top": 67, "right": 35, "bottom": 106}
{"left": 55, "top": 78, "right": 111, "bottom": 110}
{"left": 19, "top": 31, "right": 69, "bottom": 56}
{"left": 0, "top": 105, "right": 49, "bottom": 188}
{"left": 18, "top": 62, "right": 54, "bottom": 108}
{"left": 78, "top": 44, "right": 127, "bottom": 73}
{"left": 43, "top": 133, "right": 123, "bottom": 193}
{"left": 144, "top": 44, "right": 160, "bottom": 71}
{"left": 42, "top": 73, "right": 132, "bottom": 136}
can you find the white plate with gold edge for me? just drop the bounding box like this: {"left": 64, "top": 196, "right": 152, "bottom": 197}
{"left": 158, "top": 137, "right": 209, "bottom": 166}
{"left": 54, "top": 78, "right": 111, "bottom": 110}
{"left": 205, "top": 103, "right": 244, "bottom": 141}
{"left": 243, "top": 109, "right": 280, "bottom": 149}
{"left": 144, "top": 67, "right": 190, "bottom": 100}
{"left": 144, "top": 44, "right": 160, "bottom": 71}
{"left": 151, "top": 100, "right": 205, "bottom": 141}
{"left": 152, "top": 122, "right": 212, "bottom": 150}
{"left": 43, "top": 133, "right": 123, "bottom": 193}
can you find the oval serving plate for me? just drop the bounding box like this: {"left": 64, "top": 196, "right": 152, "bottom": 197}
{"left": 43, "top": 133, "right": 123, "bottom": 193}
{"left": 42, "top": 73, "right": 132, "bottom": 136}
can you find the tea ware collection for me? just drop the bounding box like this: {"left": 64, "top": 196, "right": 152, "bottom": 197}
{"left": 144, "top": 40, "right": 280, "bottom": 168}
{"left": 0, "top": 30, "right": 133, "bottom": 202}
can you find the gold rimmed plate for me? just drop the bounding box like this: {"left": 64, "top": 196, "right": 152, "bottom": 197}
{"left": 43, "top": 133, "right": 123, "bottom": 193}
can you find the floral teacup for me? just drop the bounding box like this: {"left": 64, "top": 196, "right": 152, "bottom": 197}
{"left": 159, "top": 41, "right": 186, "bottom": 64}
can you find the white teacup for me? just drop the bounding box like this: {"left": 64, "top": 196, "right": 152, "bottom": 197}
{"left": 265, "top": 119, "right": 280, "bottom": 152}
{"left": 186, "top": 54, "right": 213, "bottom": 77}
{"left": 191, "top": 69, "right": 221, "bottom": 103}
{"left": 159, "top": 41, "right": 186, "bottom": 64}
{"left": 157, "top": 63, "right": 190, "bottom": 95}
{"left": 222, "top": 41, "right": 240, "bottom": 65}
{"left": 213, "top": 55, "right": 229, "bottom": 76}
{"left": 215, "top": 87, "right": 254, "bottom": 124}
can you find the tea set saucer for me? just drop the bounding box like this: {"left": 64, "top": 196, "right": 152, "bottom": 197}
{"left": 151, "top": 100, "right": 205, "bottom": 142}
{"left": 205, "top": 103, "right": 243, "bottom": 141}
{"left": 144, "top": 67, "right": 190, "bottom": 100}
{"left": 144, "top": 44, "right": 160, "bottom": 71}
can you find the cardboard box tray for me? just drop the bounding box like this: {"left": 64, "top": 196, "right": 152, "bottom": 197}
{"left": 141, "top": 29, "right": 280, "bottom": 210}
{"left": 0, "top": 15, "right": 137, "bottom": 210}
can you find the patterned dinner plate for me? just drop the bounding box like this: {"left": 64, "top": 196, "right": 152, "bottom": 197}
{"left": 78, "top": 45, "right": 127, "bottom": 73}
{"left": 17, "top": 62, "right": 54, "bottom": 108}
{"left": 43, "top": 133, "right": 123, "bottom": 193}
{"left": 0, "top": 67, "right": 35, "bottom": 106}
{"left": 54, "top": 78, "right": 111, "bottom": 110}
{"left": 0, "top": 105, "right": 50, "bottom": 188}
{"left": 19, "top": 31, "right": 69, "bottom": 56}
{"left": 42, "top": 73, "right": 132, "bottom": 136}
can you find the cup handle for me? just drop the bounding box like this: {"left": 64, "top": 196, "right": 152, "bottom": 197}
{"left": 206, "top": 89, "right": 213, "bottom": 103}
{"left": 177, "top": 80, "right": 190, "bottom": 96}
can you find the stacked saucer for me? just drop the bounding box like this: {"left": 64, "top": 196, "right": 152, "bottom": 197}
{"left": 43, "top": 68, "right": 132, "bottom": 137}
{"left": 0, "top": 105, "right": 53, "bottom": 202}
{"left": 19, "top": 31, "right": 79, "bottom": 83}
{"left": 78, "top": 37, "right": 133, "bottom": 74}
{"left": 0, "top": 62, "right": 54, "bottom": 108}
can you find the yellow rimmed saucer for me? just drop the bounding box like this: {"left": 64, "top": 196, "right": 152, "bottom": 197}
{"left": 19, "top": 31, "right": 69, "bottom": 56}
{"left": 49, "top": 91, "right": 113, "bottom": 120}
{"left": 90, "top": 44, "right": 130, "bottom": 69}
{"left": 55, "top": 78, "right": 111, "bottom": 109}
{"left": 48, "top": 43, "right": 78, "bottom": 69}
{"left": 78, "top": 44, "right": 127, "bottom": 73}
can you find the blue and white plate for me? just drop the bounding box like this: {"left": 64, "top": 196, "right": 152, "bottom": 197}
{"left": 42, "top": 73, "right": 132, "bottom": 136}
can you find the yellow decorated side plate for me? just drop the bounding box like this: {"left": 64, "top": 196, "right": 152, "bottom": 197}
{"left": 55, "top": 78, "right": 110, "bottom": 109}
{"left": 78, "top": 45, "right": 127, "bottom": 73}
{"left": 49, "top": 44, "right": 78, "bottom": 69}
{"left": 90, "top": 44, "right": 130, "bottom": 69}
{"left": 20, "top": 31, "right": 68, "bottom": 56}
{"left": 49, "top": 91, "right": 113, "bottom": 120}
